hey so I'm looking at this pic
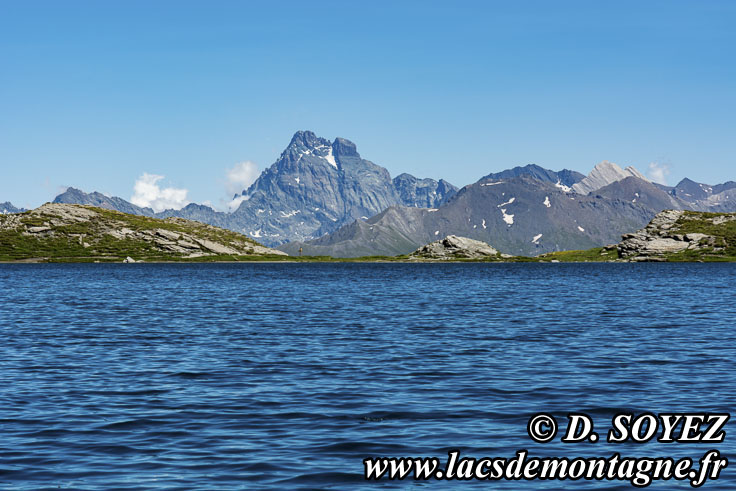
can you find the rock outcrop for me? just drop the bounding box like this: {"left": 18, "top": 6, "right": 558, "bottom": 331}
{"left": 617, "top": 210, "right": 733, "bottom": 261}
{"left": 410, "top": 235, "right": 501, "bottom": 260}
{"left": 0, "top": 203, "right": 286, "bottom": 262}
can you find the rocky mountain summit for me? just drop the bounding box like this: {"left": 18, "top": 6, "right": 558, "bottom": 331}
{"left": 409, "top": 235, "right": 503, "bottom": 260}
{"left": 225, "top": 131, "right": 457, "bottom": 244}
{"left": 480, "top": 164, "right": 585, "bottom": 190}
{"left": 225, "top": 131, "right": 402, "bottom": 244}
{"left": 617, "top": 210, "right": 735, "bottom": 261}
{"left": 0, "top": 203, "right": 285, "bottom": 262}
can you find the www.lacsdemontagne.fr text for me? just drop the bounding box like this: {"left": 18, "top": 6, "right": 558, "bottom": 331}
{"left": 364, "top": 449, "right": 726, "bottom": 487}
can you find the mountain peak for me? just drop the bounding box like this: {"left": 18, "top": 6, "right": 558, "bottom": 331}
{"left": 572, "top": 161, "right": 648, "bottom": 195}
{"left": 285, "top": 131, "right": 359, "bottom": 159}
{"left": 288, "top": 130, "right": 325, "bottom": 149}
{"left": 332, "top": 137, "right": 358, "bottom": 158}
{"left": 479, "top": 164, "right": 585, "bottom": 188}
{"left": 56, "top": 187, "right": 83, "bottom": 196}
{"left": 592, "top": 160, "right": 623, "bottom": 172}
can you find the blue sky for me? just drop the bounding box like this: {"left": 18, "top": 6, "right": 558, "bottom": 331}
{"left": 1, "top": 0, "right": 734, "bottom": 209}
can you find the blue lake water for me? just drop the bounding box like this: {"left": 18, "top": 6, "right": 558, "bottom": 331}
{"left": 0, "top": 263, "right": 735, "bottom": 489}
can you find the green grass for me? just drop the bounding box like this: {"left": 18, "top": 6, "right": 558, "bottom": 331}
{"left": 669, "top": 212, "right": 736, "bottom": 258}
{"left": 660, "top": 249, "right": 736, "bottom": 262}
{"left": 0, "top": 205, "right": 264, "bottom": 262}
{"left": 534, "top": 247, "right": 618, "bottom": 262}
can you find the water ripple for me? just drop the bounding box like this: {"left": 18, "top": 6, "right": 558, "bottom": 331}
{"left": 0, "top": 263, "right": 734, "bottom": 489}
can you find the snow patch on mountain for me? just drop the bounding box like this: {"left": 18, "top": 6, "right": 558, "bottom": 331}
{"left": 323, "top": 147, "right": 338, "bottom": 168}
{"left": 555, "top": 180, "right": 572, "bottom": 193}
{"left": 501, "top": 209, "right": 514, "bottom": 225}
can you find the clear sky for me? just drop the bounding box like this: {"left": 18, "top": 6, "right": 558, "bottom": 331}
{"left": 1, "top": 0, "right": 734, "bottom": 210}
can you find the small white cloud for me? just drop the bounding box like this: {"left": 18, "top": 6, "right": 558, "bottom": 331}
{"left": 131, "top": 173, "right": 189, "bottom": 212}
{"left": 226, "top": 161, "right": 259, "bottom": 196}
{"left": 647, "top": 162, "right": 671, "bottom": 185}
{"left": 225, "top": 194, "right": 250, "bottom": 212}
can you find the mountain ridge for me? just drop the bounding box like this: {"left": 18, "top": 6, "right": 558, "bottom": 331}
{"left": 279, "top": 175, "right": 661, "bottom": 257}
{"left": 479, "top": 164, "right": 585, "bottom": 189}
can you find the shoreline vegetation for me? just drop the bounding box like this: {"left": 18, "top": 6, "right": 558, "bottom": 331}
{"left": 1, "top": 204, "right": 735, "bottom": 264}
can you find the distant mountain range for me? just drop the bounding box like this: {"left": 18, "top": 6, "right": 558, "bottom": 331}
{"left": 279, "top": 172, "right": 656, "bottom": 257}
{"left": 51, "top": 131, "right": 458, "bottom": 246}
{"left": 278, "top": 160, "right": 736, "bottom": 257}
{"left": 669, "top": 178, "right": 736, "bottom": 211}
{"left": 8, "top": 130, "right": 734, "bottom": 256}
{"left": 1, "top": 202, "right": 25, "bottom": 214}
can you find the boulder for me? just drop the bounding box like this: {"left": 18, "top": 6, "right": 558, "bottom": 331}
{"left": 410, "top": 235, "right": 499, "bottom": 260}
